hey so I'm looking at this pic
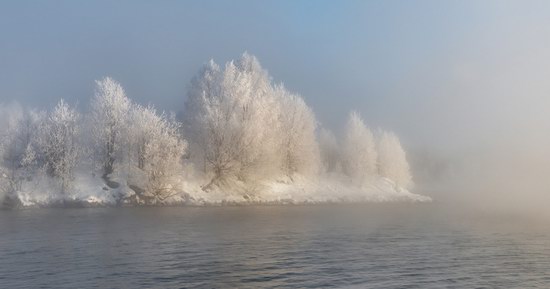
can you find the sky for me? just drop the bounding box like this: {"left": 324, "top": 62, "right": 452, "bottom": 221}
{"left": 2, "top": 0, "right": 550, "bottom": 205}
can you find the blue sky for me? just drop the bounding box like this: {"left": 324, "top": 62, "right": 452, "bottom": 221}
{"left": 2, "top": 0, "right": 550, "bottom": 152}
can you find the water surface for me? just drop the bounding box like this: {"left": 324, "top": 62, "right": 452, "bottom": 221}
{"left": 1, "top": 204, "right": 549, "bottom": 288}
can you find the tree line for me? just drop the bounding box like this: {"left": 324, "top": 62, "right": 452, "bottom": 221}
{"left": 0, "top": 53, "right": 412, "bottom": 202}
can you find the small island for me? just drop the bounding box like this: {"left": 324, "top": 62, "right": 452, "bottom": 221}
{"left": 0, "top": 53, "right": 429, "bottom": 208}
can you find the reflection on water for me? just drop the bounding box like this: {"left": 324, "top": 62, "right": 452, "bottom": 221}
{"left": 1, "top": 204, "right": 550, "bottom": 288}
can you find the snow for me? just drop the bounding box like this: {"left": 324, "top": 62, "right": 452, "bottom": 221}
{"left": 8, "top": 172, "right": 431, "bottom": 207}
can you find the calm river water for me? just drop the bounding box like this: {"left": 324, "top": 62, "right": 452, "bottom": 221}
{"left": 1, "top": 204, "right": 550, "bottom": 288}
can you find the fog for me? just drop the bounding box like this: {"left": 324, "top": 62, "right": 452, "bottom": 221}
{"left": 1, "top": 1, "right": 550, "bottom": 214}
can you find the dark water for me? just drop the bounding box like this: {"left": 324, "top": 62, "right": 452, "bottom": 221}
{"left": 1, "top": 204, "right": 550, "bottom": 288}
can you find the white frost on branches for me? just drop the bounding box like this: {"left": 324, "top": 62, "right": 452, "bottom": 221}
{"left": 184, "top": 53, "right": 321, "bottom": 189}
{"left": 275, "top": 85, "right": 320, "bottom": 178}
{"left": 0, "top": 53, "right": 420, "bottom": 206}
{"left": 38, "top": 99, "right": 81, "bottom": 193}
{"left": 342, "top": 111, "right": 377, "bottom": 185}
{"left": 129, "top": 104, "right": 187, "bottom": 200}
{"left": 0, "top": 103, "right": 44, "bottom": 194}
{"left": 377, "top": 130, "right": 413, "bottom": 189}
{"left": 90, "top": 77, "right": 131, "bottom": 177}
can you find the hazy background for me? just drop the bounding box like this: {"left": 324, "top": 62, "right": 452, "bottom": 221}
{"left": 2, "top": 0, "right": 550, "bottom": 214}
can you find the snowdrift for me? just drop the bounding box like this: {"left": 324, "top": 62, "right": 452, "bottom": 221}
{"left": 2, "top": 172, "right": 431, "bottom": 208}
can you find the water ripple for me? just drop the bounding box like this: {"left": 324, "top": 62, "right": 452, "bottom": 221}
{"left": 1, "top": 205, "right": 550, "bottom": 288}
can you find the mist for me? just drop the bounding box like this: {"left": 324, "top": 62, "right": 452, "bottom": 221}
{"left": 2, "top": 1, "right": 550, "bottom": 213}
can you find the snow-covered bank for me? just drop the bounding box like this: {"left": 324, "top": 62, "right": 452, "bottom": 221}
{"left": 2, "top": 173, "right": 431, "bottom": 208}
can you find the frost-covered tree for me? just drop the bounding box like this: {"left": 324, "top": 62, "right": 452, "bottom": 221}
{"left": 377, "top": 130, "right": 413, "bottom": 189}
{"left": 0, "top": 103, "right": 43, "bottom": 193}
{"left": 129, "top": 104, "right": 187, "bottom": 200}
{"left": 183, "top": 59, "right": 221, "bottom": 173}
{"left": 184, "top": 53, "right": 280, "bottom": 188}
{"left": 90, "top": 77, "right": 131, "bottom": 178}
{"left": 0, "top": 103, "right": 25, "bottom": 172}
{"left": 221, "top": 53, "right": 281, "bottom": 181}
{"left": 275, "top": 85, "right": 320, "bottom": 178}
{"left": 185, "top": 59, "right": 239, "bottom": 187}
{"left": 342, "top": 111, "right": 377, "bottom": 185}
{"left": 318, "top": 127, "right": 340, "bottom": 173}
{"left": 38, "top": 100, "right": 81, "bottom": 193}
{"left": 130, "top": 105, "right": 157, "bottom": 171}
